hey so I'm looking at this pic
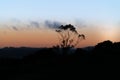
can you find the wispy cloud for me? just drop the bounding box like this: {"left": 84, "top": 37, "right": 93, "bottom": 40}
{"left": 29, "top": 21, "right": 40, "bottom": 28}
{"left": 12, "top": 26, "right": 19, "bottom": 31}
{"left": 44, "top": 20, "right": 63, "bottom": 29}
{"left": 1, "top": 19, "right": 88, "bottom": 32}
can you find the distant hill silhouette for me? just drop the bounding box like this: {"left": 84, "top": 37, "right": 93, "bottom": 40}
{"left": 17, "top": 40, "right": 120, "bottom": 65}
{"left": 0, "top": 40, "right": 120, "bottom": 79}
{"left": 0, "top": 40, "right": 120, "bottom": 64}
{"left": 0, "top": 47, "right": 40, "bottom": 59}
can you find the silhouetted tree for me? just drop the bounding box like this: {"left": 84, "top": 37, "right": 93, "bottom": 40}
{"left": 94, "top": 40, "right": 113, "bottom": 53}
{"left": 55, "top": 24, "right": 85, "bottom": 48}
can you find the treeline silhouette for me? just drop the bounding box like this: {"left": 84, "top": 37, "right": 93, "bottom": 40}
{"left": 22, "top": 40, "right": 120, "bottom": 64}
{"left": 0, "top": 40, "right": 120, "bottom": 79}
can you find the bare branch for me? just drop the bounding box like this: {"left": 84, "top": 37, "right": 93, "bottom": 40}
{"left": 55, "top": 24, "right": 85, "bottom": 48}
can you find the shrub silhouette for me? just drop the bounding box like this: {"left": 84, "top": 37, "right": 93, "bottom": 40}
{"left": 95, "top": 40, "right": 112, "bottom": 50}
{"left": 55, "top": 24, "right": 85, "bottom": 48}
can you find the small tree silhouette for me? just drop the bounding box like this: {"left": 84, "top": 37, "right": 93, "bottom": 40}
{"left": 55, "top": 24, "right": 85, "bottom": 48}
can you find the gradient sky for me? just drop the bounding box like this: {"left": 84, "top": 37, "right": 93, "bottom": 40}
{"left": 0, "top": 0, "right": 120, "bottom": 48}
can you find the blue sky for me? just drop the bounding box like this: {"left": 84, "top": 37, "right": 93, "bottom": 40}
{"left": 0, "top": 0, "right": 120, "bottom": 23}
{"left": 0, "top": 0, "right": 120, "bottom": 47}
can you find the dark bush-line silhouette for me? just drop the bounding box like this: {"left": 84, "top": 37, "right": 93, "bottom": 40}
{"left": 0, "top": 40, "right": 120, "bottom": 79}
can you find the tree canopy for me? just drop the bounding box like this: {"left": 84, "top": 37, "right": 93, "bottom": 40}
{"left": 55, "top": 24, "right": 85, "bottom": 48}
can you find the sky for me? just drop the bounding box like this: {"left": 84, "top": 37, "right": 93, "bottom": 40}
{"left": 0, "top": 0, "right": 120, "bottom": 48}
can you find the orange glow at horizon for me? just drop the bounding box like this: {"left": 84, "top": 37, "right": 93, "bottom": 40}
{"left": 0, "top": 25, "right": 119, "bottom": 48}
{"left": 0, "top": 28, "right": 58, "bottom": 48}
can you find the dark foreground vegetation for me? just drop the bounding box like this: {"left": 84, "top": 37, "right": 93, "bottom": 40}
{"left": 0, "top": 40, "right": 120, "bottom": 79}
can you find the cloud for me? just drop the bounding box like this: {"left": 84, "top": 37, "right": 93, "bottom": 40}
{"left": 30, "top": 21, "right": 40, "bottom": 28}
{"left": 8, "top": 20, "right": 41, "bottom": 31}
{"left": 44, "top": 20, "right": 63, "bottom": 29}
{"left": 5, "top": 19, "right": 88, "bottom": 31}
{"left": 12, "top": 26, "right": 19, "bottom": 31}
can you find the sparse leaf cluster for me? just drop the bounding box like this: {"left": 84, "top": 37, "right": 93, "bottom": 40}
{"left": 55, "top": 24, "right": 85, "bottom": 48}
